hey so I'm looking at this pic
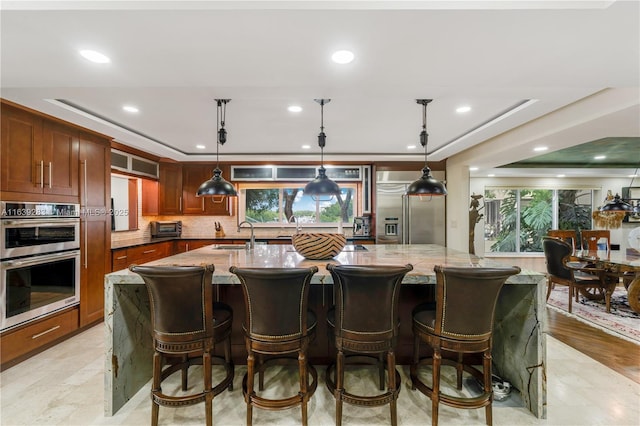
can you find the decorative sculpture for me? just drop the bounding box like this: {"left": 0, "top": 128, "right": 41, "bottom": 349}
{"left": 469, "top": 194, "right": 484, "bottom": 255}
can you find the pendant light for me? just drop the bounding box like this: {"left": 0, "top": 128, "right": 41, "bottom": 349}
{"left": 303, "top": 99, "right": 341, "bottom": 198}
{"left": 196, "top": 99, "right": 237, "bottom": 197}
{"left": 599, "top": 167, "right": 638, "bottom": 213}
{"left": 406, "top": 99, "right": 447, "bottom": 196}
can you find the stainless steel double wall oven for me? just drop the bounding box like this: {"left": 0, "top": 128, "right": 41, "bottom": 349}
{"left": 1, "top": 202, "right": 80, "bottom": 331}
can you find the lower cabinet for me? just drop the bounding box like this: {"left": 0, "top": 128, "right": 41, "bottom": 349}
{"left": 0, "top": 307, "right": 79, "bottom": 369}
{"left": 111, "top": 241, "right": 173, "bottom": 271}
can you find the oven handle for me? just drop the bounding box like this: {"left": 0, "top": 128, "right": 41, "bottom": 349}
{"left": 2, "top": 250, "right": 80, "bottom": 268}
{"left": 2, "top": 218, "right": 80, "bottom": 227}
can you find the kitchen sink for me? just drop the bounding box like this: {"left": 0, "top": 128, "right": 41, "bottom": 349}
{"left": 211, "top": 244, "right": 247, "bottom": 250}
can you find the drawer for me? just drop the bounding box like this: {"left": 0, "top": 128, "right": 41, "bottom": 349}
{"left": 1, "top": 307, "right": 79, "bottom": 365}
{"left": 112, "top": 248, "right": 129, "bottom": 271}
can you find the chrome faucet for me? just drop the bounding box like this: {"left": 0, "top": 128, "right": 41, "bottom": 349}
{"left": 238, "top": 221, "right": 255, "bottom": 249}
{"left": 290, "top": 215, "right": 302, "bottom": 233}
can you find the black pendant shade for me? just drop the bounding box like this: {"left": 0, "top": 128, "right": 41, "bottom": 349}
{"left": 407, "top": 99, "right": 447, "bottom": 196}
{"left": 196, "top": 99, "right": 237, "bottom": 197}
{"left": 197, "top": 167, "right": 237, "bottom": 196}
{"left": 600, "top": 193, "right": 633, "bottom": 212}
{"left": 304, "top": 99, "right": 341, "bottom": 197}
{"left": 406, "top": 166, "right": 448, "bottom": 196}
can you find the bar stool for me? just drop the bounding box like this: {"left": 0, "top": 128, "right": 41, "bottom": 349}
{"left": 129, "top": 264, "right": 234, "bottom": 426}
{"left": 410, "top": 265, "right": 520, "bottom": 426}
{"left": 229, "top": 266, "right": 319, "bottom": 426}
{"left": 325, "top": 263, "right": 414, "bottom": 426}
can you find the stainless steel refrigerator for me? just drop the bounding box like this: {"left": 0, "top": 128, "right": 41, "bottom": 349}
{"left": 375, "top": 171, "right": 446, "bottom": 245}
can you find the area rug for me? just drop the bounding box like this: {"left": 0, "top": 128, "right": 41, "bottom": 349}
{"left": 546, "top": 286, "right": 640, "bottom": 343}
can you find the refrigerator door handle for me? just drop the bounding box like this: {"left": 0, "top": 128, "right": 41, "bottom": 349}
{"left": 402, "top": 194, "right": 409, "bottom": 244}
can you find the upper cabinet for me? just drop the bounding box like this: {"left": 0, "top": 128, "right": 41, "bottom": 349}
{"left": 1, "top": 103, "right": 79, "bottom": 199}
{"left": 154, "top": 162, "right": 233, "bottom": 216}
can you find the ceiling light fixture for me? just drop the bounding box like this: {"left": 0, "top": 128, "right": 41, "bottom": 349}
{"left": 196, "top": 99, "right": 237, "bottom": 197}
{"left": 594, "top": 155, "right": 606, "bottom": 160}
{"left": 79, "top": 49, "right": 110, "bottom": 64}
{"left": 456, "top": 106, "right": 471, "bottom": 113}
{"left": 407, "top": 99, "right": 447, "bottom": 197}
{"left": 122, "top": 105, "right": 139, "bottom": 113}
{"left": 593, "top": 167, "right": 637, "bottom": 228}
{"left": 303, "top": 99, "right": 340, "bottom": 198}
{"left": 331, "top": 50, "right": 354, "bottom": 64}
{"left": 288, "top": 105, "right": 303, "bottom": 113}
{"left": 533, "top": 146, "right": 548, "bottom": 152}
{"left": 196, "top": 144, "right": 206, "bottom": 149}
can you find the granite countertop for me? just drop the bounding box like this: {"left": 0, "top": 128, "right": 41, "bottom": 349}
{"left": 111, "top": 235, "right": 375, "bottom": 250}
{"left": 106, "top": 244, "right": 542, "bottom": 285}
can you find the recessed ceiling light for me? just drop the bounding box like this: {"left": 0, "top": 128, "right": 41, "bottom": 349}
{"left": 288, "top": 105, "right": 302, "bottom": 113}
{"left": 557, "top": 174, "right": 566, "bottom": 178}
{"left": 196, "top": 144, "right": 206, "bottom": 149}
{"left": 407, "top": 145, "right": 417, "bottom": 150}
{"left": 488, "top": 174, "right": 495, "bottom": 177}
{"left": 302, "top": 145, "right": 311, "bottom": 149}
{"left": 456, "top": 106, "right": 471, "bottom": 113}
{"left": 79, "top": 49, "right": 110, "bottom": 64}
{"left": 331, "top": 50, "right": 354, "bottom": 64}
{"left": 629, "top": 174, "right": 638, "bottom": 178}
{"left": 533, "top": 146, "right": 548, "bottom": 152}
{"left": 122, "top": 105, "right": 139, "bottom": 113}
{"left": 469, "top": 167, "right": 479, "bottom": 171}
{"left": 594, "top": 155, "right": 606, "bottom": 160}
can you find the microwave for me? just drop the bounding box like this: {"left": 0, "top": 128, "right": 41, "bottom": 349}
{"left": 150, "top": 221, "right": 182, "bottom": 238}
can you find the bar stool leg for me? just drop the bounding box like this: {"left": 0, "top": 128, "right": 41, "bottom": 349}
{"left": 246, "top": 352, "right": 255, "bottom": 426}
{"left": 335, "top": 349, "right": 345, "bottom": 426}
{"left": 299, "top": 351, "right": 308, "bottom": 426}
{"left": 204, "top": 351, "right": 213, "bottom": 426}
{"left": 151, "top": 352, "right": 161, "bottom": 426}
{"left": 387, "top": 350, "right": 398, "bottom": 426}
{"left": 483, "top": 350, "right": 492, "bottom": 426}
{"left": 432, "top": 350, "right": 441, "bottom": 426}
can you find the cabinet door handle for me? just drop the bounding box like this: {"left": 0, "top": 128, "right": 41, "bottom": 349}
{"left": 143, "top": 249, "right": 156, "bottom": 254}
{"left": 39, "top": 160, "right": 44, "bottom": 188}
{"left": 84, "top": 221, "right": 88, "bottom": 268}
{"left": 82, "top": 160, "right": 88, "bottom": 204}
{"left": 48, "top": 161, "right": 52, "bottom": 188}
{"left": 202, "top": 198, "right": 205, "bottom": 211}
{"left": 186, "top": 244, "right": 189, "bottom": 252}
{"left": 32, "top": 325, "right": 61, "bottom": 340}
{"left": 179, "top": 197, "right": 182, "bottom": 212}
{"left": 116, "top": 255, "right": 127, "bottom": 260}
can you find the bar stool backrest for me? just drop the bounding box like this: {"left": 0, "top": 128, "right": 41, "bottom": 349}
{"left": 130, "top": 264, "right": 215, "bottom": 349}
{"left": 230, "top": 267, "right": 318, "bottom": 341}
{"left": 327, "top": 264, "right": 413, "bottom": 342}
{"left": 433, "top": 265, "right": 521, "bottom": 341}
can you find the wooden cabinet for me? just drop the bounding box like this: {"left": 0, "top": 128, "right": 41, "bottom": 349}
{"left": 158, "top": 162, "right": 182, "bottom": 215}
{"left": 174, "top": 239, "right": 217, "bottom": 253}
{"left": 79, "top": 133, "right": 111, "bottom": 327}
{"left": 1, "top": 102, "right": 79, "bottom": 199}
{"left": 1, "top": 307, "right": 78, "bottom": 368}
{"left": 182, "top": 164, "right": 233, "bottom": 216}
{"left": 111, "top": 241, "right": 173, "bottom": 271}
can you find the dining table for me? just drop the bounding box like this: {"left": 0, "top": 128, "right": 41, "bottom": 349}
{"left": 575, "top": 249, "right": 640, "bottom": 313}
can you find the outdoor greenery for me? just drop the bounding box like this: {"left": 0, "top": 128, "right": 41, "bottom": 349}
{"left": 485, "top": 188, "right": 592, "bottom": 253}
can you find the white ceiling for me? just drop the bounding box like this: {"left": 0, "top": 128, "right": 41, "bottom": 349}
{"left": 1, "top": 1, "right": 639, "bottom": 173}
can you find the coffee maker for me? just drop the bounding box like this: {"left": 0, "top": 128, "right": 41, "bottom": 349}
{"left": 353, "top": 216, "right": 371, "bottom": 236}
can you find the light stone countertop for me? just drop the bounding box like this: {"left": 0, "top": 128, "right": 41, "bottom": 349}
{"left": 107, "top": 243, "right": 542, "bottom": 284}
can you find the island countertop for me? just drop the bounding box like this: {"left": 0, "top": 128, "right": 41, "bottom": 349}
{"left": 107, "top": 243, "right": 542, "bottom": 285}
{"left": 105, "top": 244, "right": 546, "bottom": 419}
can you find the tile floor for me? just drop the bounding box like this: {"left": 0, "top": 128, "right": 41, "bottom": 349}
{"left": 1, "top": 323, "right": 639, "bottom": 426}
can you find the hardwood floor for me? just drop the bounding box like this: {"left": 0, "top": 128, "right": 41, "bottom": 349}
{"left": 497, "top": 255, "right": 640, "bottom": 384}
{"left": 546, "top": 307, "right": 640, "bottom": 384}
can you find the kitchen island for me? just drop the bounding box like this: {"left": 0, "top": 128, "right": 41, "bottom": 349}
{"left": 104, "top": 244, "right": 546, "bottom": 418}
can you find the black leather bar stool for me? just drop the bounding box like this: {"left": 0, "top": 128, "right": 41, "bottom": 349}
{"left": 129, "top": 264, "right": 234, "bottom": 426}
{"left": 410, "top": 265, "right": 520, "bottom": 426}
{"left": 229, "top": 266, "right": 319, "bottom": 426}
{"left": 325, "top": 263, "right": 413, "bottom": 426}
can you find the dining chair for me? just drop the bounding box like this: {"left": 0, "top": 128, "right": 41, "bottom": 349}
{"left": 324, "top": 263, "right": 414, "bottom": 426}
{"left": 410, "top": 265, "right": 521, "bottom": 426}
{"left": 542, "top": 237, "right": 614, "bottom": 312}
{"left": 581, "top": 230, "right": 611, "bottom": 252}
{"left": 547, "top": 229, "right": 579, "bottom": 252}
{"left": 129, "top": 264, "right": 234, "bottom": 426}
{"left": 228, "top": 266, "right": 319, "bottom": 426}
